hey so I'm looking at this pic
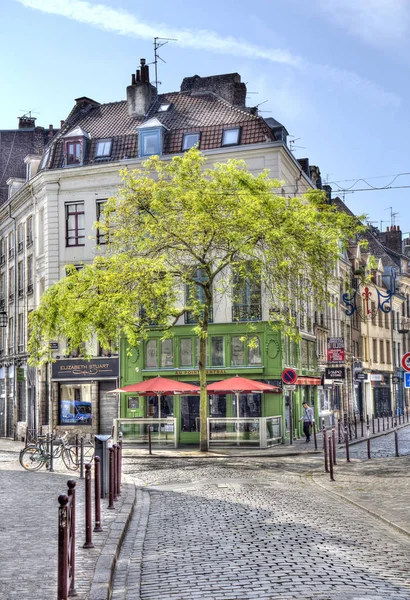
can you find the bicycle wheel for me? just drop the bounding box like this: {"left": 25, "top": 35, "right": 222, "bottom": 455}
{"left": 19, "top": 447, "right": 46, "bottom": 471}
{"left": 62, "top": 447, "right": 79, "bottom": 471}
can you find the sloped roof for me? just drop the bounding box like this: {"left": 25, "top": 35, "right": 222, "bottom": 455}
{"left": 44, "top": 90, "right": 275, "bottom": 170}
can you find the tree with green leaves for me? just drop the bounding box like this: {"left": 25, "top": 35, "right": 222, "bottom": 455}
{"left": 28, "top": 148, "right": 363, "bottom": 451}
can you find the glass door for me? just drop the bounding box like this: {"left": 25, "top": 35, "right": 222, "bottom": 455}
{"left": 179, "top": 395, "right": 200, "bottom": 444}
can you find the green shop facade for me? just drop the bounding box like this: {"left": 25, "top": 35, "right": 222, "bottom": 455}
{"left": 118, "top": 322, "right": 321, "bottom": 447}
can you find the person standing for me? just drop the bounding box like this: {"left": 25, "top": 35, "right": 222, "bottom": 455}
{"left": 299, "top": 401, "right": 314, "bottom": 442}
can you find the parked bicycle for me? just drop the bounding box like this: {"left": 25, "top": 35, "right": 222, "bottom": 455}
{"left": 19, "top": 433, "right": 94, "bottom": 472}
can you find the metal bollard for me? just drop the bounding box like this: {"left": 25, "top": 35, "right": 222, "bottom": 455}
{"left": 382, "top": 413, "right": 385, "bottom": 432}
{"left": 328, "top": 437, "right": 335, "bottom": 482}
{"left": 94, "top": 457, "right": 102, "bottom": 532}
{"left": 58, "top": 495, "right": 69, "bottom": 600}
{"left": 116, "top": 441, "right": 121, "bottom": 497}
{"left": 118, "top": 439, "right": 123, "bottom": 490}
{"left": 377, "top": 415, "right": 380, "bottom": 433}
{"left": 348, "top": 421, "right": 353, "bottom": 441}
{"left": 323, "top": 427, "right": 329, "bottom": 473}
{"left": 354, "top": 415, "right": 357, "bottom": 439}
{"left": 338, "top": 421, "right": 342, "bottom": 444}
{"left": 367, "top": 425, "right": 371, "bottom": 459}
{"left": 361, "top": 416, "right": 364, "bottom": 438}
{"left": 332, "top": 427, "right": 337, "bottom": 466}
{"left": 313, "top": 421, "right": 317, "bottom": 450}
{"left": 372, "top": 414, "right": 375, "bottom": 434}
{"left": 75, "top": 433, "right": 79, "bottom": 464}
{"left": 83, "top": 463, "right": 94, "bottom": 548}
{"left": 395, "top": 429, "right": 399, "bottom": 457}
{"left": 67, "top": 480, "right": 76, "bottom": 596}
{"left": 80, "top": 437, "right": 84, "bottom": 480}
{"left": 108, "top": 447, "right": 115, "bottom": 510}
{"left": 113, "top": 445, "right": 118, "bottom": 502}
{"left": 49, "top": 435, "right": 54, "bottom": 473}
{"left": 148, "top": 425, "right": 152, "bottom": 455}
{"left": 345, "top": 426, "right": 350, "bottom": 463}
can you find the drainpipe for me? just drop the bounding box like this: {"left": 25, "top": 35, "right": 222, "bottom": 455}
{"left": 9, "top": 206, "right": 17, "bottom": 439}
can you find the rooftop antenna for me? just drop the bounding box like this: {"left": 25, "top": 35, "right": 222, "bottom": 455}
{"left": 385, "top": 206, "right": 399, "bottom": 227}
{"left": 18, "top": 109, "right": 40, "bottom": 119}
{"left": 380, "top": 219, "right": 387, "bottom": 231}
{"left": 153, "top": 37, "right": 177, "bottom": 92}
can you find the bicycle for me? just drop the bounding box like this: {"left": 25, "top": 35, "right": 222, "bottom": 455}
{"left": 19, "top": 433, "right": 94, "bottom": 472}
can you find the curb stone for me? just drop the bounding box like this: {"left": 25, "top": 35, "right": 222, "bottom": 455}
{"left": 88, "top": 481, "right": 136, "bottom": 600}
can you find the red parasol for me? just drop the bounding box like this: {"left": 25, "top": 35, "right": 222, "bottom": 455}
{"left": 110, "top": 376, "right": 200, "bottom": 395}
{"left": 207, "top": 375, "right": 281, "bottom": 395}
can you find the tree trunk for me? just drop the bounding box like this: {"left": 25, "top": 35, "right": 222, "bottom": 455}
{"left": 199, "top": 328, "right": 208, "bottom": 452}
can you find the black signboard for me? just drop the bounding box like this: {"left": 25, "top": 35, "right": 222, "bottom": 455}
{"left": 325, "top": 367, "right": 345, "bottom": 380}
{"left": 52, "top": 357, "right": 119, "bottom": 380}
{"left": 355, "top": 372, "right": 368, "bottom": 381}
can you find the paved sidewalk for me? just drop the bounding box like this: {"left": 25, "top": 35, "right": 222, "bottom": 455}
{"left": 313, "top": 454, "right": 410, "bottom": 537}
{"left": 0, "top": 448, "right": 135, "bottom": 600}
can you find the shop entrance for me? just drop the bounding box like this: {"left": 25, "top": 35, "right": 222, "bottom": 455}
{"left": 179, "top": 395, "right": 200, "bottom": 444}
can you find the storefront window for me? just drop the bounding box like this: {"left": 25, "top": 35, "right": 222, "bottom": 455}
{"left": 180, "top": 338, "right": 193, "bottom": 367}
{"left": 146, "top": 340, "right": 158, "bottom": 368}
{"left": 209, "top": 394, "right": 226, "bottom": 417}
{"left": 237, "top": 393, "right": 261, "bottom": 417}
{"left": 248, "top": 337, "right": 261, "bottom": 365}
{"left": 60, "top": 383, "right": 92, "bottom": 425}
{"left": 147, "top": 394, "right": 174, "bottom": 418}
{"left": 211, "top": 336, "right": 224, "bottom": 366}
{"left": 231, "top": 336, "right": 245, "bottom": 366}
{"left": 161, "top": 339, "right": 174, "bottom": 367}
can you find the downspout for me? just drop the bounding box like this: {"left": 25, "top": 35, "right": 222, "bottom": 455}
{"left": 9, "top": 205, "right": 17, "bottom": 439}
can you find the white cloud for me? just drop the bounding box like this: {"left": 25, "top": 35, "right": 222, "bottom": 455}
{"left": 15, "top": 0, "right": 401, "bottom": 108}
{"left": 318, "top": 0, "right": 410, "bottom": 46}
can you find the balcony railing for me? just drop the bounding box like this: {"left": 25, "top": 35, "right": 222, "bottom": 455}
{"left": 232, "top": 303, "right": 261, "bottom": 322}
{"left": 185, "top": 307, "right": 213, "bottom": 324}
{"left": 399, "top": 317, "right": 410, "bottom": 333}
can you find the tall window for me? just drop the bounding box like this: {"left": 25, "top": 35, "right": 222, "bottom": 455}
{"left": 27, "top": 255, "right": 33, "bottom": 294}
{"left": 66, "top": 203, "right": 85, "bottom": 246}
{"left": 180, "top": 338, "right": 193, "bottom": 367}
{"left": 211, "top": 336, "right": 224, "bottom": 366}
{"left": 18, "top": 313, "right": 24, "bottom": 352}
{"left": 146, "top": 339, "right": 158, "bottom": 368}
{"left": 372, "top": 338, "right": 377, "bottom": 363}
{"left": 8, "top": 231, "right": 14, "bottom": 258}
{"left": 17, "top": 224, "right": 24, "bottom": 253}
{"left": 231, "top": 336, "right": 245, "bottom": 366}
{"left": 17, "top": 261, "right": 24, "bottom": 298}
{"left": 161, "top": 339, "right": 174, "bottom": 367}
{"left": 8, "top": 317, "right": 13, "bottom": 354}
{"left": 386, "top": 340, "right": 391, "bottom": 365}
{"left": 8, "top": 266, "right": 14, "bottom": 302}
{"left": 232, "top": 274, "right": 261, "bottom": 322}
{"left": 66, "top": 141, "right": 82, "bottom": 165}
{"left": 26, "top": 216, "right": 33, "bottom": 246}
{"left": 38, "top": 209, "right": 44, "bottom": 255}
{"left": 0, "top": 273, "right": 4, "bottom": 308}
{"left": 0, "top": 238, "right": 5, "bottom": 265}
{"left": 96, "top": 200, "right": 107, "bottom": 245}
{"left": 379, "top": 340, "right": 384, "bottom": 363}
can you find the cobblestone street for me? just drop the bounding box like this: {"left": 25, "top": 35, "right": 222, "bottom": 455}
{"left": 112, "top": 454, "right": 410, "bottom": 599}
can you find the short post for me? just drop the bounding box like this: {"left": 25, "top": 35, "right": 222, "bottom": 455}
{"left": 348, "top": 420, "right": 352, "bottom": 441}
{"left": 313, "top": 421, "right": 317, "bottom": 450}
{"left": 49, "top": 435, "right": 54, "bottom": 473}
{"left": 118, "top": 438, "right": 123, "bottom": 490}
{"left": 382, "top": 413, "right": 385, "bottom": 432}
{"left": 372, "top": 414, "right": 375, "bottom": 434}
{"left": 148, "top": 425, "right": 152, "bottom": 455}
{"left": 79, "top": 437, "right": 84, "bottom": 480}
{"left": 407, "top": 407, "right": 409, "bottom": 423}
{"left": 58, "top": 495, "right": 69, "bottom": 600}
{"left": 323, "top": 427, "right": 329, "bottom": 473}
{"left": 94, "top": 457, "right": 102, "bottom": 532}
{"left": 354, "top": 415, "right": 357, "bottom": 439}
{"left": 67, "top": 480, "right": 76, "bottom": 597}
{"left": 395, "top": 429, "right": 399, "bottom": 457}
{"left": 75, "top": 433, "right": 79, "bottom": 463}
{"left": 108, "top": 447, "right": 115, "bottom": 509}
{"left": 332, "top": 427, "right": 337, "bottom": 466}
{"left": 83, "top": 463, "right": 94, "bottom": 549}
{"left": 366, "top": 414, "right": 369, "bottom": 427}
{"left": 113, "top": 445, "right": 118, "bottom": 502}
{"left": 367, "top": 425, "right": 371, "bottom": 459}
{"left": 116, "top": 441, "right": 121, "bottom": 497}
{"left": 338, "top": 421, "right": 342, "bottom": 444}
{"left": 377, "top": 415, "right": 380, "bottom": 433}
{"left": 345, "top": 426, "right": 350, "bottom": 463}
{"left": 328, "top": 437, "right": 335, "bottom": 482}
{"left": 360, "top": 415, "right": 364, "bottom": 438}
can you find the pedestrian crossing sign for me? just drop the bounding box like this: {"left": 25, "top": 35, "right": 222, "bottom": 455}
{"left": 405, "top": 373, "right": 410, "bottom": 388}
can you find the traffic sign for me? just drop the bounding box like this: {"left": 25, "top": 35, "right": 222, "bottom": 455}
{"left": 282, "top": 368, "right": 297, "bottom": 385}
{"left": 405, "top": 373, "right": 410, "bottom": 388}
{"left": 401, "top": 352, "right": 410, "bottom": 372}
{"left": 284, "top": 385, "right": 296, "bottom": 391}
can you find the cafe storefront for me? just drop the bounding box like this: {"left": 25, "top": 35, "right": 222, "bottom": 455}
{"left": 51, "top": 357, "right": 119, "bottom": 435}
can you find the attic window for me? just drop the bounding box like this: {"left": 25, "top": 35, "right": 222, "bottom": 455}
{"left": 158, "top": 104, "right": 170, "bottom": 112}
{"left": 222, "top": 127, "right": 241, "bottom": 146}
{"left": 182, "top": 133, "right": 200, "bottom": 151}
{"left": 67, "top": 141, "right": 82, "bottom": 165}
{"left": 39, "top": 148, "right": 50, "bottom": 170}
{"left": 95, "top": 139, "right": 112, "bottom": 158}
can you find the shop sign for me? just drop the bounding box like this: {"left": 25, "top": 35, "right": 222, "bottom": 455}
{"left": 327, "top": 338, "right": 345, "bottom": 363}
{"left": 325, "top": 367, "right": 345, "bottom": 380}
{"left": 355, "top": 372, "right": 368, "bottom": 381}
{"left": 175, "top": 369, "right": 226, "bottom": 375}
{"left": 49, "top": 342, "right": 59, "bottom": 350}
{"left": 370, "top": 374, "right": 383, "bottom": 382}
{"left": 392, "top": 376, "right": 401, "bottom": 384}
{"left": 52, "top": 357, "right": 119, "bottom": 380}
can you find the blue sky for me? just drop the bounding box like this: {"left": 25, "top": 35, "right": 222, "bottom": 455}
{"left": 1, "top": 0, "right": 410, "bottom": 234}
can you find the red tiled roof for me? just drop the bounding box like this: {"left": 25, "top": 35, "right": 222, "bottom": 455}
{"left": 47, "top": 91, "right": 275, "bottom": 169}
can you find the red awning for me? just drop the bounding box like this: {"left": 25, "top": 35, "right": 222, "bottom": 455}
{"left": 207, "top": 375, "right": 281, "bottom": 394}
{"left": 296, "top": 377, "right": 321, "bottom": 386}
{"left": 109, "top": 376, "right": 200, "bottom": 395}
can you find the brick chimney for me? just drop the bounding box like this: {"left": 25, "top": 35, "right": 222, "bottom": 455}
{"left": 180, "top": 73, "right": 247, "bottom": 106}
{"left": 127, "top": 58, "right": 156, "bottom": 117}
{"left": 378, "top": 225, "right": 402, "bottom": 254}
{"left": 18, "top": 115, "right": 36, "bottom": 129}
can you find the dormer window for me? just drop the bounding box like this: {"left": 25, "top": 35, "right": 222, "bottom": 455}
{"left": 24, "top": 154, "right": 42, "bottom": 180}
{"left": 137, "top": 118, "right": 168, "bottom": 158}
{"left": 95, "top": 139, "right": 112, "bottom": 158}
{"left": 182, "top": 132, "right": 200, "bottom": 151}
{"left": 63, "top": 126, "right": 90, "bottom": 167}
{"left": 158, "top": 104, "right": 171, "bottom": 112}
{"left": 222, "top": 127, "right": 241, "bottom": 146}
{"left": 39, "top": 147, "right": 50, "bottom": 170}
